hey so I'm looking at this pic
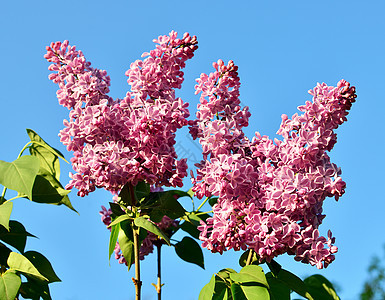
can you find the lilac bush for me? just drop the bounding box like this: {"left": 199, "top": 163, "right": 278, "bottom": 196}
{"left": 45, "top": 31, "right": 355, "bottom": 299}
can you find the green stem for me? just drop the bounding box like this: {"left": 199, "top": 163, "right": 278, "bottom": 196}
{"left": 156, "top": 244, "right": 162, "bottom": 300}
{"left": 195, "top": 197, "right": 209, "bottom": 212}
{"left": 0, "top": 188, "right": 6, "bottom": 205}
{"left": 246, "top": 249, "right": 254, "bottom": 266}
{"left": 195, "top": 210, "right": 213, "bottom": 216}
{"left": 3, "top": 196, "right": 23, "bottom": 203}
{"left": 17, "top": 141, "right": 32, "bottom": 159}
{"left": 133, "top": 225, "right": 142, "bottom": 300}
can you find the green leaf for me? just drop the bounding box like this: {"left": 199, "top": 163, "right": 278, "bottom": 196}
{"left": 187, "top": 188, "right": 194, "bottom": 198}
{"left": 0, "top": 202, "right": 13, "bottom": 231}
{"left": 27, "top": 129, "right": 65, "bottom": 181}
{"left": 266, "top": 272, "right": 291, "bottom": 300}
{"left": 239, "top": 250, "right": 259, "bottom": 267}
{"left": 199, "top": 274, "right": 216, "bottom": 300}
{"left": 150, "top": 191, "right": 186, "bottom": 222}
{"left": 180, "top": 220, "right": 201, "bottom": 239}
{"left": 304, "top": 274, "right": 340, "bottom": 300}
{"left": 0, "top": 242, "right": 12, "bottom": 266}
{"left": 217, "top": 268, "right": 237, "bottom": 281}
{"left": 229, "top": 265, "right": 269, "bottom": 288}
{"left": 108, "top": 214, "right": 132, "bottom": 228}
{"left": 134, "top": 217, "right": 170, "bottom": 245}
{"left": 118, "top": 221, "right": 134, "bottom": 271}
{"left": 109, "top": 202, "right": 125, "bottom": 216}
{"left": 27, "top": 168, "right": 76, "bottom": 212}
{"left": 239, "top": 282, "right": 270, "bottom": 300}
{"left": 58, "top": 194, "right": 77, "bottom": 213}
{"left": 118, "top": 184, "right": 134, "bottom": 206}
{"left": 134, "top": 181, "right": 150, "bottom": 201}
{"left": 208, "top": 197, "right": 219, "bottom": 207}
{"left": 182, "top": 212, "right": 210, "bottom": 228}
{"left": 7, "top": 252, "right": 48, "bottom": 282}
{"left": 0, "top": 156, "right": 40, "bottom": 200}
{"left": 231, "top": 283, "right": 247, "bottom": 300}
{"left": 266, "top": 259, "right": 282, "bottom": 276}
{"left": 168, "top": 189, "right": 194, "bottom": 199}
{"left": 0, "top": 220, "right": 35, "bottom": 253}
{"left": 175, "top": 236, "right": 204, "bottom": 269}
{"left": 0, "top": 269, "right": 21, "bottom": 300}
{"left": 213, "top": 286, "right": 230, "bottom": 300}
{"left": 108, "top": 223, "right": 120, "bottom": 262}
{"left": 23, "top": 251, "right": 60, "bottom": 283}
{"left": 19, "top": 278, "right": 52, "bottom": 300}
{"left": 274, "top": 269, "right": 314, "bottom": 300}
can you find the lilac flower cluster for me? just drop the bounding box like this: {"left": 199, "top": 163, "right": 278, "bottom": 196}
{"left": 190, "top": 60, "right": 356, "bottom": 269}
{"left": 45, "top": 31, "right": 198, "bottom": 196}
{"left": 100, "top": 206, "right": 178, "bottom": 264}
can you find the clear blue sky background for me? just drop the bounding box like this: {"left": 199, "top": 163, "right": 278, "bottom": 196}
{"left": 1, "top": 1, "right": 384, "bottom": 299}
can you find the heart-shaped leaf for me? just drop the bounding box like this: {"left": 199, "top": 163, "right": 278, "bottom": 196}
{"left": 134, "top": 217, "right": 170, "bottom": 245}
{"left": 230, "top": 265, "right": 269, "bottom": 288}
{"left": 272, "top": 269, "right": 314, "bottom": 299}
{"left": 304, "top": 274, "right": 340, "bottom": 300}
{"left": 19, "top": 278, "right": 52, "bottom": 300}
{"left": 175, "top": 236, "right": 204, "bottom": 269}
{"left": 0, "top": 156, "right": 40, "bottom": 199}
{"left": 266, "top": 272, "right": 291, "bottom": 300}
{"left": 180, "top": 220, "right": 201, "bottom": 239}
{"left": 0, "top": 202, "right": 13, "bottom": 231}
{"left": 28, "top": 169, "right": 76, "bottom": 211}
{"left": 239, "top": 282, "right": 270, "bottom": 300}
{"left": 134, "top": 181, "right": 150, "bottom": 201}
{"left": 199, "top": 274, "right": 216, "bottom": 300}
{"left": 27, "top": 129, "right": 65, "bottom": 181}
{"left": 7, "top": 252, "right": 48, "bottom": 282}
{"left": 0, "top": 220, "right": 35, "bottom": 253}
{"left": 23, "top": 251, "right": 61, "bottom": 283}
{"left": 150, "top": 191, "right": 186, "bottom": 222}
{"left": 0, "top": 269, "right": 21, "bottom": 300}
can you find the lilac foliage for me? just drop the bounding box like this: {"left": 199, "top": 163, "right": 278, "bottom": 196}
{"left": 190, "top": 60, "right": 356, "bottom": 269}
{"left": 100, "top": 205, "right": 179, "bottom": 264}
{"left": 45, "top": 31, "right": 198, "bottom": 196}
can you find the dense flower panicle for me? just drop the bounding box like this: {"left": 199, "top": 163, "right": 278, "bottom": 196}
{"left": 189, "top": 60, "right": 251, "bottom": 159}
{"left": 45, "top": 31, "right": 198, "bottom": 196}
{"left": 99, "top": 205, "right": 179, "bottom": 264}
{"left": 191, "top": 60, "right": 356, "bottom": 269}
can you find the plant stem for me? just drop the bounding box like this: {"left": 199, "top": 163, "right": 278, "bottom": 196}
{"left": 195, "top": 210, "right": 213, "bottom": 216}
{"left": 132, "top": 225, "right": 142, "bottom": 300}
{"left": 246, "top": 249, "right": 254, "bottom": 266}
{"left": 17, "top": 141, "right": 32, "bottom": 159}
{"left": 0, "top": 188, "right": 6, "bottom": 205}
{"left": 195, "top": 196, "right": 209, "bottom": 212}
{"left": 156, "top": 243, "right": 162, "bottom": 300}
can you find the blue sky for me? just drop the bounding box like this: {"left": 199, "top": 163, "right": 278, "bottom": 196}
{"left": 1, "top": 1, "right": 384, "bottom": 299}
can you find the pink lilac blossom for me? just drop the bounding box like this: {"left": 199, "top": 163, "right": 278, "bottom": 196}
{"left": 99, "top": 206, "right": 179, "bottom": 264}
{"left": 190, "top": 60, "right": 356, "bottom": 269}
{"left": 45, "top": 31, "right": 198, "bottom": 196}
